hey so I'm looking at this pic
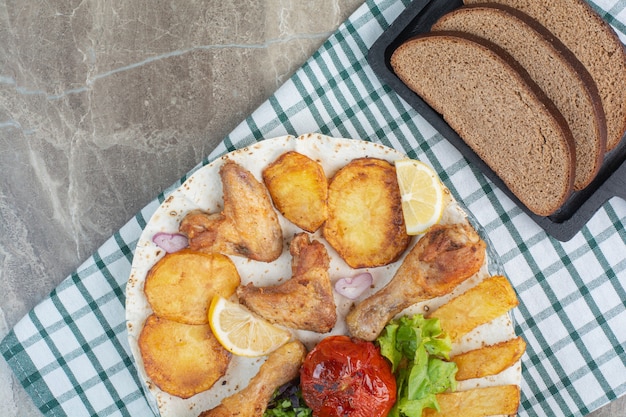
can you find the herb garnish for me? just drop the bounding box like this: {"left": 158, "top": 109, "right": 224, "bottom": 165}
{"left": 264, "top": 378, "right": 312, "bottom": 417}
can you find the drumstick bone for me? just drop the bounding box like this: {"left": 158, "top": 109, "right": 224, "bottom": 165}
{"left": 346, "top": 222, "right": 486, "bottom": 341}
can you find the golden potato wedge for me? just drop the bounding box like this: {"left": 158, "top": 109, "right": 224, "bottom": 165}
{"left": 452, "top": 336, "right": 526, "bottom": 380}
{"left": 429, "top": 275, "right": 519, "bottom": 342}
{"left": 144, "top": 249, "right": 240, "bottom": 324}
{"left": 423, "top": 385, "right": 520, "bottom": 417}
{"left": 323, "top": 157, "right": 410, "bottom": 268}
{"left": 138, "top": 314, "right": 231, "bottom": 399}
{"left": 263, "top": 151, "right": 329, "bottom": 232}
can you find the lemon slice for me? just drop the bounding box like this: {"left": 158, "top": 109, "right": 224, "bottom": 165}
{"left": 208, "top": 296, "right": 291, "bottom": 357}
{"left": 395, "top": 159, "right": 445, "bottom": 235}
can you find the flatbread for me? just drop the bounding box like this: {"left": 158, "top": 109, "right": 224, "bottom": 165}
{"left": 125, "top": 133, "right": 521, "bottom": 417}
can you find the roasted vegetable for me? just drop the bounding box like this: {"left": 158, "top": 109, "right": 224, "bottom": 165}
{"left": 423, "top": 385, "right": 521, "bottom": 417}
{"left": 144, "top": 249, "right": 240, "bottom": 325}
{"left": 263, "top": 151, "right": 329, "bottom": 232}
{"left": 429, "top": 275, "right": 519, "bottom": 343}
{"left": 452, "top": 337, "right": 526, "bottom": 381}
{"left": 138, "top": 314, "right": 230, "bottom": 399}
{"left": 323, "top": 157, "right": 410, "bottom": 268}
{"left": 300, "top": 335, "right": 396, "bottom": 417}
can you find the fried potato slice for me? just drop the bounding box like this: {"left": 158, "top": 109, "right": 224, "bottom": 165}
{"left": 423, "top": 385, "right": 520, "bottom": 417}
{"left": 429, "top": 275, "right": 519, "bottom": 343}
{"left": 263, "top": 151, "right": 329, "bottom": 232}
{"left": 452, "top": 336, "right": 526, "bottom": 381}
{"left": 323, "top": 157, "right": 410, "bottom": 268}
{"left": 144, "top": 249, "right": 240, "bottom": 324}
{"left": 139, "top": 314, "right": 231, "bottom": 399}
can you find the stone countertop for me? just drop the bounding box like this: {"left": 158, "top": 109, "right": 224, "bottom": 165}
{"left": 0, "top": 1, "right": 622, "bottom": 416}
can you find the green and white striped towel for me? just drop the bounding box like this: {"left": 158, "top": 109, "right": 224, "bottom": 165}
{"left": 2, "top": 0, "right": 625, "bottom": 416}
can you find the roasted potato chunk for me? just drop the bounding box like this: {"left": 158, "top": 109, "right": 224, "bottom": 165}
{"left": 323, "top": 158, "right": 410, "bottom": 268}
{"left": 452, "top": 336, "right": 526, "bottom": 380}
{"left": 263, "top": 151, "right": 329, "bottom": 232}
{"left": 144, "top": 249, "right": 240, "bottom": 325}
{"left": 429, "top": 275, "right": 519, "bottom": 343}
{"left": 423, "top": 385, "right": 520, "bottom": 417}
{"left": 139, "top": 314, "right": 231, "bottom": 399}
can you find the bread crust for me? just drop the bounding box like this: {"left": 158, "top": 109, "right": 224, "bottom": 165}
{"left": 391, "top": 31, "right": 576, "bottom": 216}
{"left": 433, "top": 3, "right": 606, "bottom": 190}
{"left": 464, "top": 0, "right": 626, "bottom": 151}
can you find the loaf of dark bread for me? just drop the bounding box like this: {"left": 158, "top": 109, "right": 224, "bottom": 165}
{"left": 391, "top": 32, "right": 576, "bottom": 216}
{"left": 464, "top": 0, "right": 626, "bottom": 151}
{"left": 432, "top": 4, "right": 606, "bottom": 190}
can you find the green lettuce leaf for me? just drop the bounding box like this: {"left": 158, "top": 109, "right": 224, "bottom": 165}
{"left": 377, "top": 314, "right": 457, "bottom": 417}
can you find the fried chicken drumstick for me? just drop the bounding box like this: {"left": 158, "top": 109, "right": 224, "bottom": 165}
{"left": 180, "top": 160, "right": 283, "bottom": 262}
{"left": 346, "top": 222, "right": 486, "bottom": 341}
{"left": 237, "top": 233, "right": 337, "bottom": 333}
{"left": 198, "top": 341, "right": 307, "bottom": 417}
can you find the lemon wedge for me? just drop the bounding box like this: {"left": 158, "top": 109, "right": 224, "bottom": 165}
{"left": 208, "top": 296, "right": 291, "bottom": 357}
{"left": 395, "top": 159, "right": 445, "bottom": 235}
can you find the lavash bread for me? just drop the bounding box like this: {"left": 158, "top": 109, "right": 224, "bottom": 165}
{"left": 431, "top": 4, "right": 606, "bottom": 191}
{"left": 390, "top": 32, "right": 576, "bottom": 216}
{"left": 464, "top": 0, "right": 626, "bottom": 152}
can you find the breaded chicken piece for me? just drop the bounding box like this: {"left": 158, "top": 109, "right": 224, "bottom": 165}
{"left": 180, "top": 160, "right": 283, "bottom": 262}
{"left": 237, "top": 233, "right": 337, "bottom": 333}
{"left": 198, "top": 341, "right": 307, "bottom": 417}
{"left": 347, "top": 222, "right": 486, "bottom": 341}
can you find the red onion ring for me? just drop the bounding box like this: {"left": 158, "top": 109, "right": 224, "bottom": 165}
{"left": 152, "top": 232, "right": 188, "bottom": 253}
{"left": 334, "top": 272, "right": 373, "bottom": 299}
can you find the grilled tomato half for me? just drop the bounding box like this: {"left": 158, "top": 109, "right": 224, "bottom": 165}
{"left": 300, "top": 335, "right": 396, "bottom": 417}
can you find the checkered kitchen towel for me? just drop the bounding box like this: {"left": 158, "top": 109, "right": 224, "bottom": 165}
{"left": 2, "top": 0, "right": 625, "bottom": 416}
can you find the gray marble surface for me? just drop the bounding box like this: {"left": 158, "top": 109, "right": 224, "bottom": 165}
{"left": 0, "top": 1, "right": 623, "bottom": 416}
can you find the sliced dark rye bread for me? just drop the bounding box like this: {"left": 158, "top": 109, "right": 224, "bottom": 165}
{"left": 432, "top": 4, "right": 606, "bottom": 190}
{"left": 391, "top": 32, "right": 576, "bottom": 216}
{"left": 464, "top": 0, "right": 626, "bottom": 151}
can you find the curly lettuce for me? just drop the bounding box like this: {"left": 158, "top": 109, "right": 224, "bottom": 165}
{"left": 377, "top": 314, "right": 457, "bottom": 417}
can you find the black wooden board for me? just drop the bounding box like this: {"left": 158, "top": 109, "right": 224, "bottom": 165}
{"left": 368, "top": 0, "right": 626, "bottom": 241}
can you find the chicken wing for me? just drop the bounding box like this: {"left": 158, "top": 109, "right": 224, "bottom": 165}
{"left": 180, "top": 160, "right": 283, "bottom": 262}
{"left": 198, "top": 340, "right": 307, "bottom": 417}
{"left": 346, "top": 222, "right": 486, "bottom": 341}
{"left": 237, "top": 233, "right": 337, "bottom": 333}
